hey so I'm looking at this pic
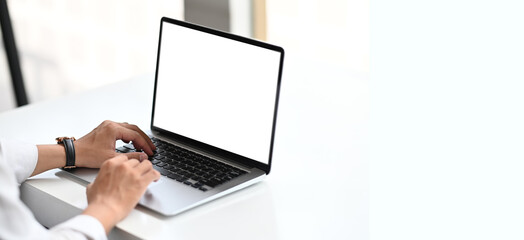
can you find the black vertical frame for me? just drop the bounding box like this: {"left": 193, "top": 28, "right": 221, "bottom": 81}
{"left": 0, "top": 0, "right": 28, "bottom": 107}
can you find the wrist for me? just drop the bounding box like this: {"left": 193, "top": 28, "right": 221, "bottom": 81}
{"left": 56, "top": 137, "right": 76, "bottom": 168}
{"left": 33, "top": 145, "right": 67, "bottom": 176}
{"left": 83, "top": 202, "right": 122, "bottom": 234}
{"left": 74, "top": 141, "right": 87, "bottom": 168}
{"left": 73, "top": 140, "right": 100, "bottom": 168}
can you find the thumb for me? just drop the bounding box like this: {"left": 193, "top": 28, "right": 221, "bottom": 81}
{"left": 123, "top": 152, "right": 149, "bottom": 162}
{"left": 86, "top": 183, "right": 93, "bottom": 195}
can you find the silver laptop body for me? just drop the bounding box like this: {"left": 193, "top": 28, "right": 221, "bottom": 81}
{"left": 63, "top": 17, "right": 284, "bottom": 216}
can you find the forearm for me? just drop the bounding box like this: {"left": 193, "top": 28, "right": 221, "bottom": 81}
{"left": 33, "top": 145, "right": 67, "bottom": 176}
{"left": 33, "top": 141, "right": 98, "bottom": 176}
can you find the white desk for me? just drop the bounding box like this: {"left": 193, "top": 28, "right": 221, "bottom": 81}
{"left": 0, "top": 57, "right": 367, "bottom": 239}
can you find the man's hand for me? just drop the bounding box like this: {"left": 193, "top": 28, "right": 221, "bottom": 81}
{"left": 83, "top": 155, "right": 160, "bottom": 234}
{"left": 33, "top": 120, "right": 157, "bottom": 177}
{"left": 33, "top": 120, "right": 161, "bottom": 233}
{"left": 74, "top": 120, "right": 156, "bottom": 168}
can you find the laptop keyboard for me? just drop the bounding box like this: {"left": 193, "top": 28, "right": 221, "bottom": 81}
{"left": 116, "top": 137, "right": 247, "bottom": 192}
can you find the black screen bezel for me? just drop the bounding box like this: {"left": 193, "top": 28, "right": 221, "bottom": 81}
{"left": 150, "top": 17, "right": 284, "bottom": 174}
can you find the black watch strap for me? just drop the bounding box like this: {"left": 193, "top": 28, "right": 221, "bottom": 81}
{"left": 56, "top": 137, "right": 76, "bottom": 169}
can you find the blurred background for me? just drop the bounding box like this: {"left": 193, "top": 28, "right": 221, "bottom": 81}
{"left": 0, "top": 0, "right": 367, "bottom": 111}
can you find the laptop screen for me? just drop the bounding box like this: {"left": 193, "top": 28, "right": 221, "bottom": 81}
{"left": 152, "top": 19, "right": 282, "bottom": 165}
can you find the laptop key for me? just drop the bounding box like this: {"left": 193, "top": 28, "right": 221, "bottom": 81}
{"left": 153, "top": 165, "right": 171, "bottom": 176}
{"left": 192, "top": 182, "right": 203, "bottom": 188}
{"left": 116, "top": 146, "right": 131, "bottom": 153}
{"left": 187, "top": 174, "right": 197, "bottom": 180}
{"left": 150, "top": 136, "right": 249, "bottom": 191}
{"left": 166, "top": 172, "right": 178, "bottom": 180}
{"left": 123, "top": 144, "right": 135, "bottom": 150}
{"left": 204, "top": 179, "right": 219, "bottom": 188}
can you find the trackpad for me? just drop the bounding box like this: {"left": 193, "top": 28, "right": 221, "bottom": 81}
{"left": 148, "top": 177, "right": 164, "bottom": 189}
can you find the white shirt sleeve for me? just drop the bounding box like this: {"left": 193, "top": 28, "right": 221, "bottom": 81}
{"left": 50, "top": 215, "right": 107, "bottom": 240}
{"left": 0, "top": 139, "right": 107, "bottom": 240}
{"left": 0, "top": 139, "right": 38, "bottom": 184}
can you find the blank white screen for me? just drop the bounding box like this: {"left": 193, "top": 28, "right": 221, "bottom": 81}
{"left": 153, "top": 22, "right": 281, "bottom": 164}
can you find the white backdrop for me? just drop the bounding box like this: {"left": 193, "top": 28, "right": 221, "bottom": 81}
{"left": 0, "top": 0, "right": 184, "bottom": 111}
{"left": 371, "top": 0, "right": 524, "bottom": 239}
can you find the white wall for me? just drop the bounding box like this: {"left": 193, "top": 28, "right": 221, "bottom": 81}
{"left": 265, "top": 1, "right": 369, "bottom": 239}
{"left": 266, "top": 0, "right": 368, "bottom": 74}
{"left": 371, "top": 0, "right": 524, "bottom": 239}
{"left": 0, "top": 0, "right": 183, "bottom": 111}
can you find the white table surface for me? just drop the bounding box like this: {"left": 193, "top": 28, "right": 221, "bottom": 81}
{"left": 0, "top": 56, "right": 367, "bottom": 239}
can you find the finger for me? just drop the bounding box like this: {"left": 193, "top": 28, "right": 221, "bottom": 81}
{"left": 135, "top": 159, "right": 154, "bottom": 174}
{"left": 120, "top": 122, "right": 156, "bottom": 151}
{"left": 143, "top": 168, "right": 161, "bottom": 183}
{"left": 124, "top": 158, "right": 141, "bottom": 168}
{"left": 119, "top": 125, "right": 155, "bottom": 154}
{"left": 115, "top": 126, "right": 155, "bottom": 155}
{"left": 135, "top": 161, "right": 161, "bottom": 182}
{"left": 123, "top": 152, "right": 149, "bottom": 162}
{"left": 106, "top": 154, "right": 129, "bottom": 166}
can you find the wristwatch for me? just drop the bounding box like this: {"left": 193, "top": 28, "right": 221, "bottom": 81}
{"left": 56, "top": 137, "right": 77, "bottom": 169}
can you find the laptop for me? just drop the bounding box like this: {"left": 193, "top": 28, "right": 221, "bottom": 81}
{"left": 63, "top": 17, "right": 284, "bottom": 216}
